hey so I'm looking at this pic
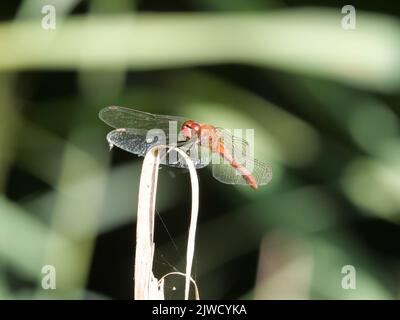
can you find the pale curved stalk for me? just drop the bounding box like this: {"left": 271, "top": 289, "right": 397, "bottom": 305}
{"left": 158, "top": 272, "right": 200, "bottom": 300}
{"left": 134, "top": 145, "right": 199, "bottom": 300}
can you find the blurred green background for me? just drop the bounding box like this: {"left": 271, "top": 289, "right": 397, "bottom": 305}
{"left": 0, "top": 0, "right": 400, "bottom": 299}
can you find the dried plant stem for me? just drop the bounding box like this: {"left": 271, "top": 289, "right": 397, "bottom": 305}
{"left": 158, "top": 272, "right": 200, "bottom": 300}
{"left": 134, "top": 145, "right": 161, "bottom": 299}
{"left": 134, "top": 145, "right": 199, "bottom": 300}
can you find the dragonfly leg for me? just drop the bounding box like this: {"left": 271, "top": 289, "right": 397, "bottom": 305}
{"left": 159, "top": 141, "right": 187, "bottom": 165}
{"left": 156, "top": 137, "right": 198, "bottom": 167}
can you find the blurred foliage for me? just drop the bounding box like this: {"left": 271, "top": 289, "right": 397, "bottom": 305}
{"left": 0, "top": 0, "right": 399, "bottom": 299}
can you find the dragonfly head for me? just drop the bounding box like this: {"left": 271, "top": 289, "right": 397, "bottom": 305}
{"left": 182, "top": 120, "right": 201, "bottom": 140}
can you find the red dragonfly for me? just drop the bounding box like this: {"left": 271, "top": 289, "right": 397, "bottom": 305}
{"left": 99, "top": 106, "right": 272, "bottom": 189}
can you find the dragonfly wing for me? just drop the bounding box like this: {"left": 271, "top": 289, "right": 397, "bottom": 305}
{"left": 212, "top": 155, "right": 272, "bottom": 186}
{"left": 99, "top": 106, "right": 187, "bottom": 132}
{"left": 216, "top": 128, "right": 249, "bottom": 159}
{"left": 188, "top": 143, "right": 214, "bottom": 169}
{"left": 107, "top": 128, "right": 208, "bottom": 169}
{"left": 107, "top": 128, "right": 161, "bottom": 156}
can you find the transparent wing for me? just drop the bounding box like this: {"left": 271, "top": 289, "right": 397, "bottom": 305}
{"left": 106, "top": 128, "right": 209, "bottom": 169}
{"left": 99, "top": 106, "right": 187, "bottom": 132}
{"left": 216, "top": 128, "right": 249, "bottom": 158}
{"left": 212, "top": 155, "right": 272, "bottom": 186}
